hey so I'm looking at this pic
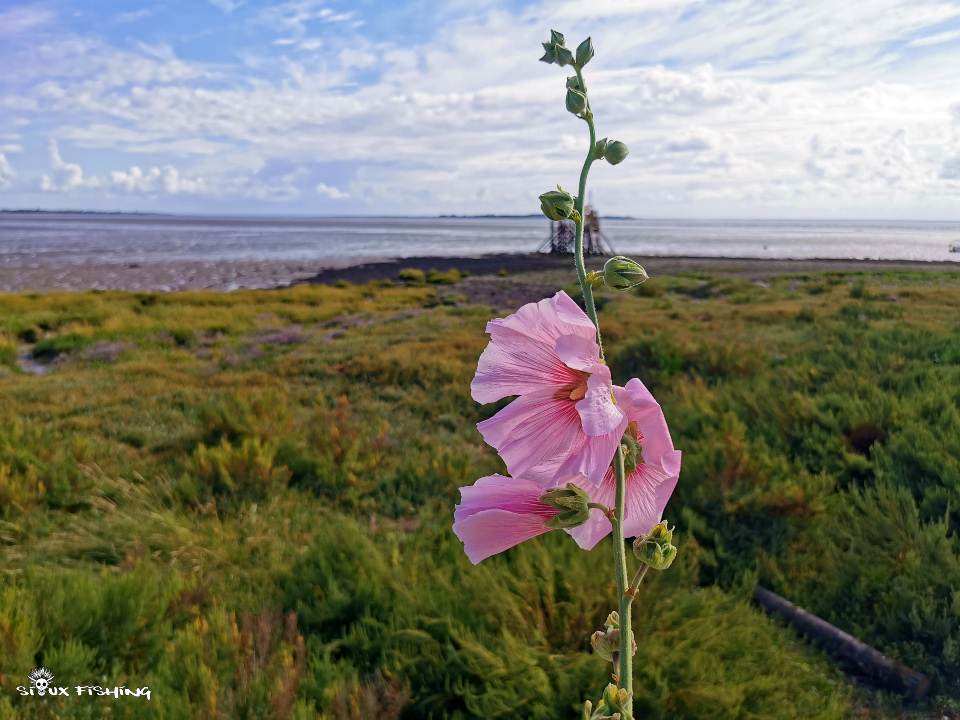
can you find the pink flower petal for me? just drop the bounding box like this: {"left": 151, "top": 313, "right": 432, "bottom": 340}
{"left": 476, "top": 389, "right": 582, "bottom": 479}
{"left": 617, "top": 378, "right": 676, "bottom": 468}
{"left": 455, "top": 475, "right": 556, "bottom": 521}
{"left": 452, "top": 475, "right": 559, "bottom": 564}
{"left": 453, "top": 509, "right": 554, "bottom": 564}
{"left": 575, "top": 369, "right": 625, "bottom": 437}
{"left": 621, "top": 458, "right": 680, "bottom": 538}
{"left": 497, "top": 291, "right": 595, "bottom": 347}
{"left": 471, "top": 324, "right": 581, "bottom": 404}
{"left": 554, "top": 416, "right": 627, "bottom": 485}
{"left": 555, "top": 334, "right": 604, "bottom": 374}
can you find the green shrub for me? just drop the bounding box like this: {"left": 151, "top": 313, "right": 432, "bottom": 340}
{"left": 0, "top": 337, "right": 16, "bottom": 366}
{"left": 190, "top": 436, "right": 291, "bottom": 505}
{"left": 850, "top": 279, "right": 869, "bottom": 299}
{"left": 398, "top": 268, "right": 426, "bottom": 285}
{"left": 426, "top": 268, "right": 461, "bottom": 284}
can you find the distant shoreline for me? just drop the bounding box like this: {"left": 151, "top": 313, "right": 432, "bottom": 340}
{"left": 0, "top": 252, "right": 957, "bottom": 294}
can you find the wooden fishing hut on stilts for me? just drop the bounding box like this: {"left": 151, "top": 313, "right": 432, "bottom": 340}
{"left": 537, "top": 206, "right": 615, "bottom": 255}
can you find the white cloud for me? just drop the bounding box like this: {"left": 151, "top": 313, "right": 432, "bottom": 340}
{"left": 207, "top": 0, "right": 242, "bottom": 13}
{"left": 8, "top": 0, "right": 960, "bottom": 214}
{"left": 316, "top": 182, "right": 349, "bottom": 199}
{"left": 40, "top": 140, "right": 99, "bottom": 192}
{"left": 907, "top": 29, "right": 960, "bottom": 47}
{"left": 0, "top": 153, "right": 16, "bottom": 188}
{"left": 116, "top": 9, "right": 153, "bottom": 24}
{"left": 109, "top": 165, "right": 210, "bottom": 194}
{"left": 0, "top": 7, "right": 54, "bottom": 37}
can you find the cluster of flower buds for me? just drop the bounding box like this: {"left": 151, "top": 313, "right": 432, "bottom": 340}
{"left": 603, "top": 257, "right": 648, "bottom": 293}
{"left": 590, "top": 611, "right": 636, "bottom": 666}
{"left": 540, "top": 30, "right": 594, "bottom": 69}
{"left": 539, "top": 186, "right": 579, "bottom": 222}
{"left": 633, "top": 521, "right": 678, "bottom": 571}
{"left": 538, "top": 482, "right": 593, "bottom": 529}
{"left": 593, "top": 138, "right": 630, "bottom": 165}
{"left": 583, "top": 683, "right": 634, "bottom": 720}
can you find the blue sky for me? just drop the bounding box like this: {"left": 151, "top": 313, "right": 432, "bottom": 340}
{"left": 4, "top": 0, "right": 960, "bottom": 218}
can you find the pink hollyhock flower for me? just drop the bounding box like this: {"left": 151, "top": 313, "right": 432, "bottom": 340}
{"left": 564, "top": 377, "right": 682, "bottom": 550}
{"left": 471, "top": 291, "right": 627, "bottom": 485}
{"left": 453, "top": 474, "right": 592, "bottom": 564}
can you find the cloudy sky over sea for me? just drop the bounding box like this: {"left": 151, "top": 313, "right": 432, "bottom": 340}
{"left": 4, "top": 0, "right": 960, "bottom": 218}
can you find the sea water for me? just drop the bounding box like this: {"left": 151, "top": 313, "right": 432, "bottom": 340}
{"left": 2, "top": 213, "right": 959, "bottom": 266}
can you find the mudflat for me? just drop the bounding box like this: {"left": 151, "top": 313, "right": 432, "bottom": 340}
{"left": 1, "top": 252, "right": 957, "bottom": 293}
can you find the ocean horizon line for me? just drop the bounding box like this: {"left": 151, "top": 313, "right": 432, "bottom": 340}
{"left": 8, "top": 209, "right": 960, "bottom": 224}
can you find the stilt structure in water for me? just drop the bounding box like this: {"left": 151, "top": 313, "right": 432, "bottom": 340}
{"left": 537, "top": 205, "right": 615, "bottom": 255}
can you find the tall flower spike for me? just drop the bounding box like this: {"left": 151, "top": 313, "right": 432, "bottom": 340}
{"left": 471, "top": 291, "right": 629, "bottom": 486}
{"left": 564, "top": 377, "right": 682, "bottom": 550}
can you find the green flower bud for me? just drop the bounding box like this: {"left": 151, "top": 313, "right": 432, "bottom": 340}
{"left": 649, "top": 520, "right": 674, "bottom": 544}
{"left": 576, "top": 37, "right": 594, "bottom": 67}
{"left": 539, "top": 187, "right": 575, "bottom": 221}
{"left": 590, "top": 627, "right": 621, "bottom": 662}
{"left": 582, "top": 700, "right": 592, "bottom": 720}
{"left": 540, "top": 30, "right": 568, "bottom": 64}
{"left": 566, "top": 87, "right": 588, "bottom": 116}
{"left": 566, "top": 75, "right": 581, "bottom": 90}
{"left": 603, "top": 256, "right": 648, "bottom": 292}
{"left": 594, "top": 137, "right": 608, "bottom": 159}
{"left": 539, "top": 482, "right": 592, "bottom": 529}
{"left": 633, "top": 521, "right": 677, "bottom": 570}
{"left": 634, "top": 538, "right": 664, "bottom": 566}
{"left": 555, "top": 45, "right": 575, "bottom": 67}
{"left": 539, "top": 42, "right": 557, "bottom": 64}
{"left": 605, "top": 140, "right": 630, "bottom": 165}
{"left": 599, "top": 684, "right": 632, "bottom": 715}
{"left": 658, "top": 543, "right": 678, "bottom": 569}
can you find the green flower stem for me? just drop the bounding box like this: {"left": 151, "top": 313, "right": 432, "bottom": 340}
{"left": 613, "top": 448, "right": 633, "bottom": 715}
{"left": 570, "top": 64, "right": 633, "bottom": 718}
{"left": 572, "top": 66, "right": 602, "bottom": 359}
{"left": 630, "top": 563, "right": 650, "bottom": 593}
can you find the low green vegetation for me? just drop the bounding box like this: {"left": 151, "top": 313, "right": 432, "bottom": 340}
{"left": 0, "top": 271, "right": 958, "bottom": 718}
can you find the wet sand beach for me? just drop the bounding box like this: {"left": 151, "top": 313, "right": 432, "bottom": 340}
{"left": 0, "top": 258, "right": 355, "bottom": 293}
